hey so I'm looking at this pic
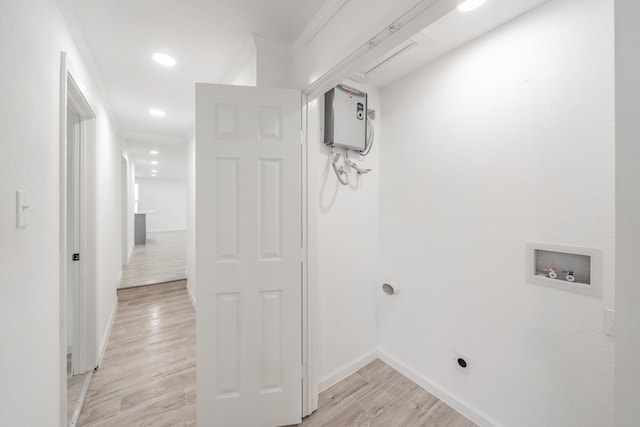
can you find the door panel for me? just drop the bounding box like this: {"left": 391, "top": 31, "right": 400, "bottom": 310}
{"left": 196, "top": 84, "right": 302, "bottom": 427}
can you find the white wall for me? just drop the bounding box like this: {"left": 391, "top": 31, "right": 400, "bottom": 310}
{"left": 378, "top": 0, "right": 614, "bottom": 426}
{"left": 229, "top": 35, "right": 289, "bottom": 88}
{"left": 97, "top": 108, "right": 125, "bottom": 359}
{"left": 136, "top": 177, "right": 187, "bottom": 232}
{"left": 128, "top": 161, "right": 136, "bottom": 259}
{"left": 0, "top": 0, "right": 124, "bottom": 425}
{"left": 231, "top": 50, "right": 257, "bottom": 86}
{"left": 614, "top": 0, "right": 640, "bottom": 425}
{"left": 307, "top": 81, "right": 380, "bottom": 389}
{"left": 254, "top": 36, "right": 291, "bottom": 88}
{"left": 186, "top": 132, "right": 197, "bottom": 305}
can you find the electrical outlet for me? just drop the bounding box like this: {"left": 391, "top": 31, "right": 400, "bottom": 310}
{"left": 454, "top": 349, "right": 471, "bottom": 370}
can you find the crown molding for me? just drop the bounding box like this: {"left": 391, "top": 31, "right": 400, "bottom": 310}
{"left": 290, "top": 0, "right": 351, "bottom": 54}
{"left": 56, "top": 0, "right": 120, "bottom": 131}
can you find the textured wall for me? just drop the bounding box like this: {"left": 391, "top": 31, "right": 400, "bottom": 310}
{"left": 307, "top": 81, "right": 381, "bottom": 388}
{"left": 378, "top": 0, "right": 614, "bottom": 425}
{"left": 136, "top": 177, "right": 187, "bottom": 232}
{"left": 0, "top": 0, "right": 123, "bottom": 424}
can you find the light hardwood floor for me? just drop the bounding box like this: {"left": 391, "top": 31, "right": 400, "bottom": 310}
{"left": 67, "top": 372, "right": 87, "bottom": 421}
{"left": 78, "top": 281, "right": 195, "bottom": 426}
{"left": 78, "top": 281, "right": 475, "bottom": 427}
{"left": 295, "top": 360, "right": 477, "bottom": 427}
{"left": 120, "top": 231, "right": 186, "bottom": 288}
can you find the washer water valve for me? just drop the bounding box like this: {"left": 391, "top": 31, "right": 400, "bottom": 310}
{"left": 544, "top": 267, "right": 557, "bottom": 279}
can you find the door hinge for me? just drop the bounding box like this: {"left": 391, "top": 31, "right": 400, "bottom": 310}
{"left": 72, "top": 253, "right": 80, "bottom": 261}
{"left": 300, "top": 130, "right": 305, "bottom": 145}
{"left": 301, "top": 247, "right": 307, "bottom": 262}
{"left": 302, "top": 364, "right": 308, "bottom": 380}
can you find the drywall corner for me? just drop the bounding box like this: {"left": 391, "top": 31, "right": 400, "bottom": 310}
{"left": 318, "top": 349, "right": 378, "bottom": 392}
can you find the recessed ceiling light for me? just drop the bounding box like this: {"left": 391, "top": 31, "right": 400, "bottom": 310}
{"left": 151, "top": 169, "right": 157, "bottom": 173}
{"left": 151, "top": 174, "right": 157, "bottom": 177}
{"left": 457, "top": 0, "right": 487, "bottom": 12}
{"left": 150, "top": 150, "right": 159, "bottom": 155}
{"left": 151, "top": 160, "right": 158, "bottom": 165}
{"left": 152, "top": 52, "right": 176, "bottom": 66}
{"left": 149, "top": 109, "right": 165, "bottom": 117}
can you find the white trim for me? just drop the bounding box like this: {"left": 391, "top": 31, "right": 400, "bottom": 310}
{"left": 116, "top": 270, "right": 123, "bottom": 288}
{"left": 60, "top": 52, "right": 100, "bottom": 424}
{"left": 301, "top": 94, "right": 313, "bottom": 416}
{"left": 67, "top": 65, "right": 99, "bottom": 377}
{"left": 187, "top": 284, "right": 197, "bottom": 310}
{"left": 318, "top": 350, "right": 378, "bottom": 392}
{"left": 68, "top": 370, "right": 93, "bottom": 427}
{"left": 98, "top": 298, "right": 118, "bottom": 367}
{"left": 525, "top": 241, "right": 603, "bottom": 298}
{"left": 377, "top": 349, "right": 504, "bottom": 427}
{"left": 290, "top": 0, "right": 351, "bottom": 54}
{"left": 59, "top": 52, "right": 69, "bottom": 427}
{"left": 55, "top": 0, "right": 119, "bottom": 130}
{"left": 146, "top": 228, "right": 187, "bottom": 233}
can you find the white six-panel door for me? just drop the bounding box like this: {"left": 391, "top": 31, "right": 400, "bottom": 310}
{"left": 196, "top": 83, "right": 302, "bottom": 427}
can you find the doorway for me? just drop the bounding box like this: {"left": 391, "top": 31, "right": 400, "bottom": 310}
{"left": 66, "top": 103, "right": 81, "bottom": 377}
{"left": 60, "top": 52, "right": 98, "bottom": 425}
{"left": 121, "top": 153, "right": 130, "bottom": 267}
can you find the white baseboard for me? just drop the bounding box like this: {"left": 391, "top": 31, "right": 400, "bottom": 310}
{"left": 187, "top": 283, "right": 196, "bottom": 310}
{"left": 377, "top": 349, "right": 503, "bottom": 427}
{"left": 318, "top": 349, "right": 378, "bottom": 392}
{"left": 98, "top": 298, "right": 118, "bottom": 368}
{"left": 116, "top": 270, "right": 123, "bottom": 289}
{"left": 147, "top": 228, "right": 186, "bottom": 233}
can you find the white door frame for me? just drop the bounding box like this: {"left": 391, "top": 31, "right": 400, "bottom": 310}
{"left": 59, "top": 52, "right": 99, "bottom": 424}
{"left": 121, "top": 152, "right": 130, "bottom": 266}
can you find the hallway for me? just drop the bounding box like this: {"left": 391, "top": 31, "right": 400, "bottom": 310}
{"left": 79, "top": 281, "right": 195, "bottom": 426}
{"left": 120, "top": 231, "right": 187, "bottom": 288}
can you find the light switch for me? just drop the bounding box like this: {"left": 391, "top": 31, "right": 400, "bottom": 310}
{"left": 605, "top": 308, "right": 615, "bottom": 337}
{"left": 16, "top": 190, "right": 30, "bottom": 228}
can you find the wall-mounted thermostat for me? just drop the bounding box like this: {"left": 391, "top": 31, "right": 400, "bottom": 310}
{"left": 324, "top": 84, "right": 367, "bottom": 151}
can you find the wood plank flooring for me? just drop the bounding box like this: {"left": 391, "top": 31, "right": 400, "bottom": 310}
{"left": 120, "top": 231, "right": 186, "bottom": 288}
{"left": 78, "top": 280, "right": 195, "bottom": 426}
{"left": 67, "top": 372, "right": 87, "bottom": 421}
{"left": 77, "top": 281, "right": 475, "bottom": 427}
{"left": 295, "top": 360, "right": 477, "bottom": 427}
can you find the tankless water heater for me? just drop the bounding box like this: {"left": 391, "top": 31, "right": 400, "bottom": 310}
{"left": 324, "top": 84, "right": 367, "bottom": 151}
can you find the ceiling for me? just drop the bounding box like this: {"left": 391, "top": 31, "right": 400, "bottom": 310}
{"left": 71, "top": 0, "right": 550, "bottom": 179}
{"left": 70, "top": 0, "right": 327, "bottom": 178}
{"left": 72, "top": 0, "right": 326, "bottom": 139}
